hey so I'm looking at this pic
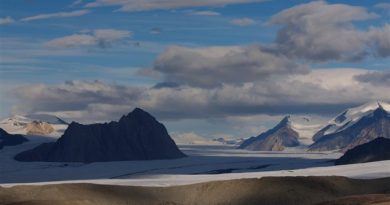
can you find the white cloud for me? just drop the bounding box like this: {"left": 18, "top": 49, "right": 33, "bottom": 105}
{"left": 152, "top": 45, "right": 307, "bottom": 88}
{"left": 45, "top": 29, "right": 132, "bottom": 48}
{"left": 69, "top": 0, "right": 84, "bottom": 7}
{"left": 20, "top": 10, "right": 91, "bottom": 22}
{"left": 190, "top": 10, "right": 221, "bottom": 16}
{"left": 230, "top": 18, "right": 256, "bottom": 26}
{"left": 367, "top": 24, "right": 390, "bottom": 57}
{"left": 85, "top": 0, "right": 268, "bottom": 12}
{"left": 45, "top": 34, "right": 96, "bottom": 48}
{"left": 0, "top": 16, "right": 15, "bottom": 25}
{"left": 269, "top": 1, "right": 390, "bottom": 62}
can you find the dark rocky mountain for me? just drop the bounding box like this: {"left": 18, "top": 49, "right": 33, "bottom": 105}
{"left": 310, "top": 105, "right": 390, "bottom": 152}
{"left": 238, "top": 116, "right": 300, "bottom": 151}
{"left": 335, "top": 137, "right": 390, "bottom": 165}
{"left": 15, "top": 108, "right": 186, "bottom": 163}
{"left": 0, "top": 128, "right": 28, "bottom": 149}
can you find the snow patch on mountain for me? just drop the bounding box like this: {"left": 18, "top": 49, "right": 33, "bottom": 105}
{"left": 0, "top": 114, "right": 68, "bottom": 137}
{"left": 315, "top": 101, "right": 390, "bottom": 140}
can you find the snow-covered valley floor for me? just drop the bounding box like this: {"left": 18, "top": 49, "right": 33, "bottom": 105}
{"left": 1, "top": 135, "right": 389, "bottom": 187}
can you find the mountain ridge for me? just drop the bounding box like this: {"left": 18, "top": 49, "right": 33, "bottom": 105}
{"left": 14, "top": 108, "right": 186, "bottom": 163}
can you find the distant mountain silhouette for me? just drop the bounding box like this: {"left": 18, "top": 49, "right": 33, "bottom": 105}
{"left": 238, "top": 116, "right": 300, "bottom": 151}
{"left": 15, "top": 108, "right": 186, "bottom": 163}
{"left": 0, "top": 128, "right": 28, "bottom": 149}
{"left": 335, "top": 137, "right": 390, "bottom": 165}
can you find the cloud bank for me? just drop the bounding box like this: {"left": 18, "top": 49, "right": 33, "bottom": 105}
{"left": 12, "top": 69, "right": 390, "bottom": 122}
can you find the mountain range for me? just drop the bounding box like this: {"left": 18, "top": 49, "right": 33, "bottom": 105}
{"left": 239, "top": 101, "right": 390, "bottom": 152}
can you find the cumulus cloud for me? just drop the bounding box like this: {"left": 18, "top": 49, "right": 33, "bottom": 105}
{"left": 269, "top": 1, "right": 390, "bottom": 62}
{"left": 20, "top": 10, "right": 91, "bottom": 22}
{"left": 152, "top": 45, "right": 308, "bottom": 88}
{"left": 0, "top": 16, "right": 15, "bottom": 25}
{"left": 367, "top": 24, "right": 390, "bottom": 57}
{"left": 355, "top": 71, "right": 390, "bottom": 86}
{"left": 230, "top": 18, "right": 256, "bottom": 26}
{"left": 11, "top": 69, "right": 390, "bottom": 122}
{"left": 45, "top": 29, "right": 132, "bottom": 48}
{"left": 85, "top": 0, "right": 267, "bottom": 12}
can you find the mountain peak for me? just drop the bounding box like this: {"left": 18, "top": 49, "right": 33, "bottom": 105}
{"left": 279, "top": 115, "right": 292, "bottom": 127}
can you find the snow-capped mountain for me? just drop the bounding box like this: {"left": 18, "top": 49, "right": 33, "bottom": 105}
{"left": 239, "top": 116, "right": 300, "bottom": 151}
{"left": 310, "top": 101, "right": 390, "bottom": 152}
{"left": 238, "top": 114, "right": 326, "bottom": 151}
{"left": 313, "top": 101, "right": 390, "bottom": 142}
{"left": 0, "top": 114, "right": 68, "bottom": 137}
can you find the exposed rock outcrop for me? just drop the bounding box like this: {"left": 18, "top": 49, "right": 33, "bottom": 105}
{"left": 25, "top": 121, "right": 55, "bottom": 135}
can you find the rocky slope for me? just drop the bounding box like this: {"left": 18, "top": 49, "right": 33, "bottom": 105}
{"left": 310, "top": 102, "right": 390, "bottom": 152}
{"left": 238, "top": 116, "right": 300, "bottom": 151}
{"left": 25, "top": 121, "right": 55, "bottom": 135}
{"left": 0, "top": 128, "right": 28, "bottom": 149}
{"left": 335, "top": 137, "right": 390, "bottom": 165}
{"left": 14, "top": 108, "right": 186, "bottom": 163}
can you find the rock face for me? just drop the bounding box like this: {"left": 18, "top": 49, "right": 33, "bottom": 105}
{"left": 15, "top": 108, "right": 186, "bottom": 163}
{"left": 0, "top": 128, "right": 28, "bottom": 149}
{"left": 335, "top": 138, "right": 390, "bottom": 165}
{"left": 310, "top": 103, "right": 390, "bottom": 152}
{"left": 25, "top": 121, "right": 55, "bottom": 135}
{"left": 238, "top": 116, "right": 300, "bottom": 151}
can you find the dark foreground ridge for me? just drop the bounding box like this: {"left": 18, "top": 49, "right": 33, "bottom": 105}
{"left": 0, "top": 128, "right": 28, "bottom": 149}
{"left": 0, "top": 176, "right": 389, "bottom": 205}
{"left": 335, "top": 137, "right": 390, "bottom": 165}
{"left": 15, "top": 108, "right": 186, "bottom": 162}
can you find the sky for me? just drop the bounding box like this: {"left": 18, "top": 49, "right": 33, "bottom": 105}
{"left": 0, "top": 0, "right": 389, "bottom": 139}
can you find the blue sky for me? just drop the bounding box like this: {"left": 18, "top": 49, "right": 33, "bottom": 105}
{"left": 1, "top": 0, "right": 389, "bottom": 139}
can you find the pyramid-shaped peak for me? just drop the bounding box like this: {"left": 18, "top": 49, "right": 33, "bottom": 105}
{"left": 119, "top": 107, "right": 156, "bottom": 123}
{"left": 129, "top": 107, "right": 152, "bottom": 117}
{"left": 278, "top": 115, "right": 292, "bottom": 127}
